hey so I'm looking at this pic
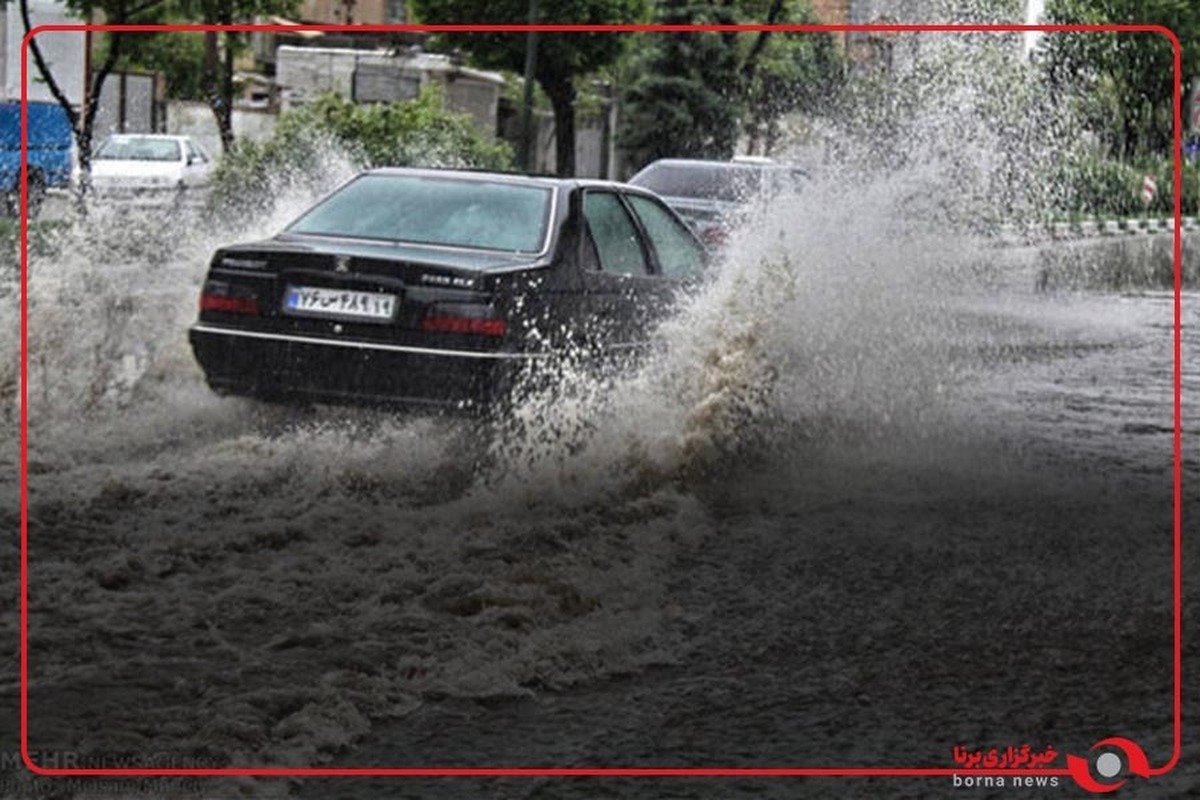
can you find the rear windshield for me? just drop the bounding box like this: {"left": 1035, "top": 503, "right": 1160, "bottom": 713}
{"left": 287, "top": 174, "right": 553, "bottom": 254}
{"left": 95, "top": 137, "right": 181, "bottom": 162}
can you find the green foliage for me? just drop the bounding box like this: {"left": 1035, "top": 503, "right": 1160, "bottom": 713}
{"left": 740, "top": 3, "right": 844, "bottom": 154}
{"left": 411, "top": 0, "right": 647, "bottom": 80}
{"left": 619, "top": 1, "right": 741, "bottom": 163}
{"left": 619, "top": 1, "right": 844, "bottom": 168}
{"left": 1040, "top": 0, "right": 1200, "bottom": 159}
{"left": 1050, "top": 156, "right": 1145, "bottom": 217}
{"left": 619, "top": 26, "right": 741, "bottom": 161}
{"left": 208, "top": 89, "right": 513, "bottom": 224}
{"left": 411, "top": 0, "right": 649, "bottom": 174}
{"left": 113, "top": 30, "right": 207, "bottom": 100}
{"left": 1048, "top": 155, "right": 1200, "bottom": 218}
{"left": 113, "top": 0, "right": 301, "bottom": 102}
{"left": 283, "top": 90, "right": 513, "bottom": 169}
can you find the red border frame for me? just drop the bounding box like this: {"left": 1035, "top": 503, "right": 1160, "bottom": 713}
{"left": 17, "top": 22, "right": 1183, "bottom": 785}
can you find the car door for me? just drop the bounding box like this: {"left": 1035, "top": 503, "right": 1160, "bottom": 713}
{"left": 576, "top": 189, "right": 662, "bottom": 355}
{"left": 624, "top": 192, "right": 708, "bottom": 284}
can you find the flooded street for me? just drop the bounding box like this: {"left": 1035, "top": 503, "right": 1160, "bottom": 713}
{"left": 0, "top": 193, "right": 1195, "bottom": 799}
{"left": 290, "top": 278, "right": 1195, "bottom": 800}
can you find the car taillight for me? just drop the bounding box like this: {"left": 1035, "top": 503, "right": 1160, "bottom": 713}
{"left": 422, "top": 303, "right": 506, "bottom": 337}
{"left": 200, "top": 288, "right": 260, "bottom": 315}
{"left": 421, "top": 314, "right": 507, "bottom": 337}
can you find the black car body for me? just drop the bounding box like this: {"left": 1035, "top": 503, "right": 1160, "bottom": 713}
{"left": 189, "top": 168, "right": 708, "bottom": 409}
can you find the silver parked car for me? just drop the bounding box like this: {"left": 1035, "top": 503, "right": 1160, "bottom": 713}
{"left": 628, "top": 158, "right": 807, "bottom": 246}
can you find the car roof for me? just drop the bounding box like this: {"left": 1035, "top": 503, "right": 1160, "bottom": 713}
{"left": 363, "top": 167, "right": 652, "bottom": 194}
{"left": 636, "top": 158, "right": 798, "bottom": 172}
{"left": 101, "top": 133, "right": 195, "bottom": 141}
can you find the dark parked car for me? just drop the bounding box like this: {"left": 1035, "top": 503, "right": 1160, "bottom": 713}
{"left": 628, "top": 158, "right": 807, "bottom": 245}
{"left": 0, "top": 100, "right": 73, "bottom": 216}
{"left": 189, "top": 168, "right": 708, "bottom": 409}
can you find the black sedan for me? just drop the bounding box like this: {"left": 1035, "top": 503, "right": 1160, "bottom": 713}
{"left": 188, "top": 168, "right": 708, "bottom": 409}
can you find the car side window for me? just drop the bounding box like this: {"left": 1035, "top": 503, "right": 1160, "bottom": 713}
{"left": 582, "top": 191, "right": 649, "bottom": 276}
{"left": 187, "top": 141, "right": 208, "bottom": 164}
{"left": 626, "top": 194, "right": 706, "bottom": 280}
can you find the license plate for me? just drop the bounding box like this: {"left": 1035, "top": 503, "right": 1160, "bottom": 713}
{"left": 284, "top": 285, "right": 398, "bottom": 322}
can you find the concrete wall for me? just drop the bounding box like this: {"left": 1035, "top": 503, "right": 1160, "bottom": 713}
{"left": 93, "top": 72, "right": 160, "bottom": 137}
{"left": 442, "top": 77, "right": 500, "bottom": 140}
{"left": 275, "top": 46, "right": 502, "bottom": 139}
{"left": 166, "top": 101, "right": 278, "bottom": 159}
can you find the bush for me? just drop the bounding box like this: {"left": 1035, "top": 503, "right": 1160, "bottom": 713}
{"left": 1048, "top": 154, "right": 1200, "bottom": 219}
{"left": 1049, "top": 156, "right": 1141, "bottom": 218}
{"left": 207, "top": 88, "right": 514, "bottom": 226}
{"left": 1140, "top": 157, "right": 1200, "bottom": 217}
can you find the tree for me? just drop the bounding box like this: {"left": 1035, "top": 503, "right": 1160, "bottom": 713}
{"left": 619, "top": 1, "right": 743, "bottom": 163}
{"left": 739, "top": 1, "right": 842, "bottom": 154}
{"left": 410, "top": 0, "right": 649, "bottom": 176}
{"left": 21, "top": 0, "right": 168, "bottom": 196}
{"left": 113, "top": 27, "right": 207, "bottom": 101}
{"left": 172, "top": 0, "right": 299, "bottom": 153}
{"left": 1040, "top": 0, "right": 1200, "bottom": 159}
{"left": 208, "top": 89, "right": 513, "bottom": 224}
{"left": 619, "top": 0, "right": 843, "bottom": 168}
{"left": 97, "top": 1, "right": 297, "bottom": 150}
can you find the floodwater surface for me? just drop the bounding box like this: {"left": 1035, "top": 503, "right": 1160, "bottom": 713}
{"left": 0, "top": 189, "right": 1195, "bottom": 800}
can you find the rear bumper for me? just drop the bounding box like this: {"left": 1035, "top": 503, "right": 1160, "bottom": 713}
{"left": 88, "top": 185, "right": 206, "bottom": 208}
{"left": 189, "top": 324, "right": 537, "bottom": 409}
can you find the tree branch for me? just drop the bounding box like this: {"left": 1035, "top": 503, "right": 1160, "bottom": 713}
{"left": 127, "top": 0, "right": 168, "bottom": 18}
{"left": 742, "top": 0, "right": 787, "bottom": 86}
{"left": 83, "top": 28, "right": 124, "bottom": 140}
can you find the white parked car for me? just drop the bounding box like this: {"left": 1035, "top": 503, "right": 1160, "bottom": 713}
{"left": 88, "top": 134, "right": 214, "bottom": 202}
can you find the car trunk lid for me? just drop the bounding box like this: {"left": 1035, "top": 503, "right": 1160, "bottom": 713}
{"left": 199, "top": 238, "right": 549, "bottom": 351}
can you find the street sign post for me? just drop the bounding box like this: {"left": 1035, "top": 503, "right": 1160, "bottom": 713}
{"left": 1142, "top": 174, "right": 1157, "bottom": 207}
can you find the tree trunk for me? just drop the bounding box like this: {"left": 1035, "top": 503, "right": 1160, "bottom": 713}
{"left": 203, "top": 25, "right": 236, "bottom": 155}
{"left": 219, "top": 30, "right": 237, "bottom": 153}
{"left": 745, "top": 122, "right": 762, "bottom": 156}
{"left": 81, "top": 36, "right": 123, "bottom": 169}
{"left": 203, "top": 29, "right": 219, "bottom": 137}
{"left": 20, "top": 0, "right": 123, "bottom": 208}
{"left": 543, "top": 78, "right": 576, "bottom": 177}
{"left": 742, "top": 0, "right": 786, "bottom": 87}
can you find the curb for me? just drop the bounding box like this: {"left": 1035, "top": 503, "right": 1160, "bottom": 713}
{"left": 994, "top": 217, "right": 1197, "bottom": 246}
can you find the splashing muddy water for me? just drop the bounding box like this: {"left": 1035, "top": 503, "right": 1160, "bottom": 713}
{"left": 2, "top": 36, "right": 1195, "bottom": 799}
